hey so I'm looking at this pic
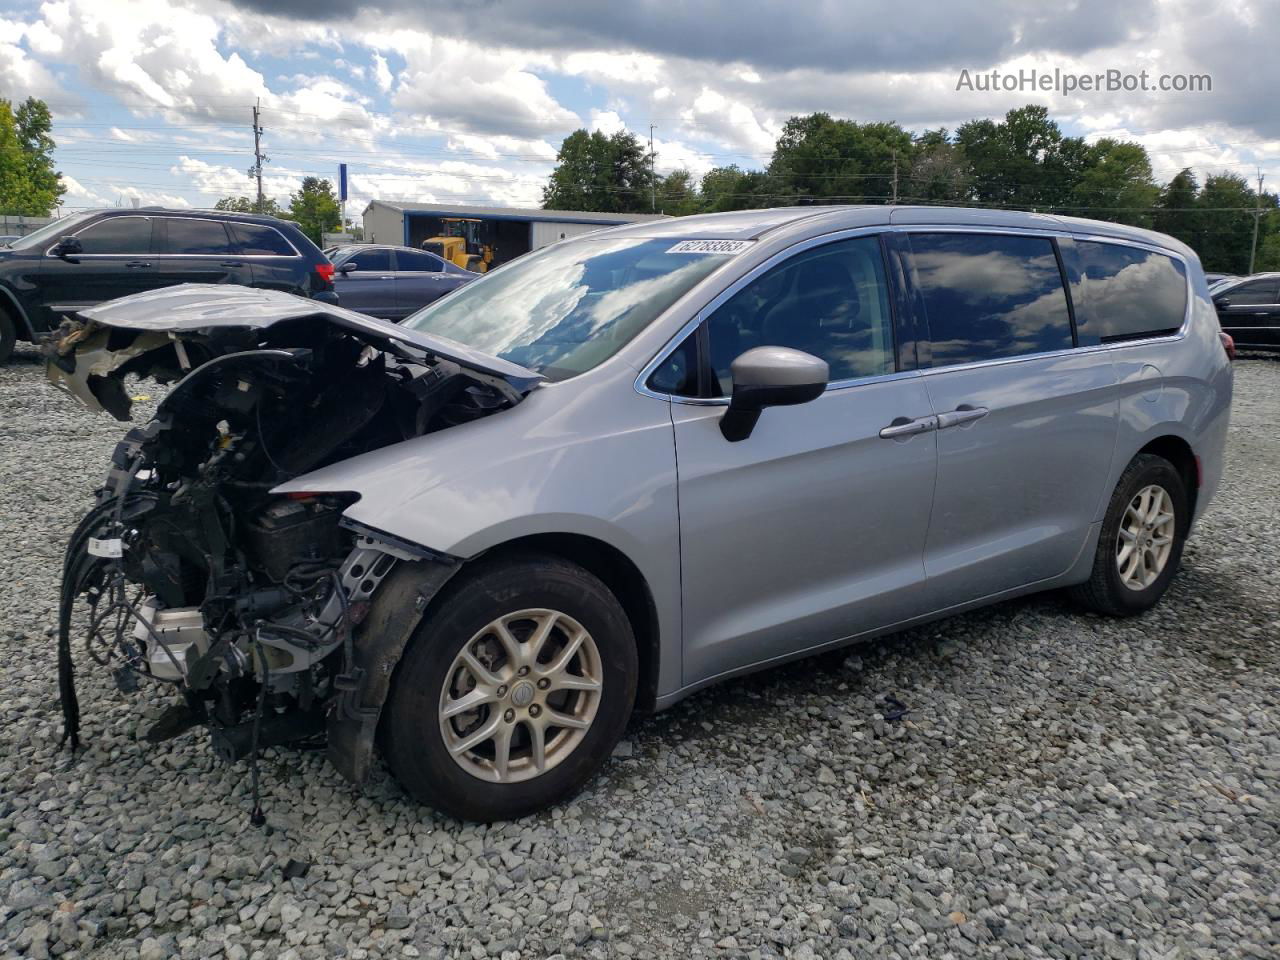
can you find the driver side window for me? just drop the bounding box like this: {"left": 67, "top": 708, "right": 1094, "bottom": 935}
{"left": 705, "top": 235, "right": 895, "bottom": 395}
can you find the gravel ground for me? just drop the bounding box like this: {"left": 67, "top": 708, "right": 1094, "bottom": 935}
{"left": 1, "top": 343, "right": 1277, "bottom": 960}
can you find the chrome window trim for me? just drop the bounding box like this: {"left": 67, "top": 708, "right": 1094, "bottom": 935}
{"left": 46, "top": 214, "right": 302, "bottom": 258}
{"left": 634, "top": 223, "right": 1195, "bottom": 405}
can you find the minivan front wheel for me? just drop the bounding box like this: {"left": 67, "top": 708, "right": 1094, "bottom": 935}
{"left": 1069, "top": 453, "right": 1189, "bottom": 616}
{"left": 382, "top": 554, "right": 637, "bottom": 821}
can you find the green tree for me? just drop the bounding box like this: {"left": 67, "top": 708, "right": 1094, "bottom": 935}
{"left": 699, "top": 165, "right": 773, "bottom": 212}
{"left": 215, "top": 195, "right": 283, "bottom": 217}
{"left": 1070, "top": 139, "right": 1159, "bottom": 226}
{"left": 1153, "top": 168, "right": 1200, "bottom": 248}
{"left": 286, "top": 177, "right": 340, "bottom": 246}
{"left": 0, "top": 103, "right": 31, "bottom": 213}
{"left": 955, "top": 105, "right": 1090, "bottom": 210}
{"left": 909, "top": 129, "right": 970, "bottom": 203}
{"left": 1196, "top": 173, "right": 1262, "bottom": 273}
{"left": 542, "top": 129, "right": 654, "bottom": 213}
{"left": 768, "top": 113, "right": 913, "bottom": 202}
{"left": 13, "top": 98, "right": 63, "bottom": 213}
{"left": 0, "top": 97, "right": 63, "bottom": 215}
{"left": 655, "top": 169, "right": 701, "bottom": 215}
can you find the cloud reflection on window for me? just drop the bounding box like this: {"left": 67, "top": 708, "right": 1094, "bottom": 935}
{"left": 908, "top": 234, "right": 1074, "bottom": 365}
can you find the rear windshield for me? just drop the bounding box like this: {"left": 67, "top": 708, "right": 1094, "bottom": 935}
{"left": 401, "top": 237, "right": 742, "bottom": 380}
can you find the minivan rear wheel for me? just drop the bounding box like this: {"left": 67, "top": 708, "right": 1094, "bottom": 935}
{"left": 1068, "top": 453, "right": 1189, "bottom": 616}
{"left": 381, "top": 554, "right": 637, "bottom": 821}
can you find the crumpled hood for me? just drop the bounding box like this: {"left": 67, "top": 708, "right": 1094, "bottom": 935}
{"left": 74, "top": 283, "right": 542, "bottom": 390}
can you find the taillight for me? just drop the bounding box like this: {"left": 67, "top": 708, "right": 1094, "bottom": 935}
{"left": 315, "top": 262, "right": 335, "bottom": 286}
{"left": 1219, "top": 331, "right": 1235, "bottom": 361}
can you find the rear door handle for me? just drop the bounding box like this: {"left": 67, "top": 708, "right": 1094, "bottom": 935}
{"left": 221, "top": 261, "right": 241, "bottom": 267}
{"left": 936, "top": 406, "right": 990, "bottom": 429}
{"left": 125, "top": 260, "right": 151, "bottom": 268}
{"left": 879, "top": 415, "right": 938, "bottom": 439}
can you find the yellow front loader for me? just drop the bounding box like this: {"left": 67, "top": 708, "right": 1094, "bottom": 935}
{"left": 421, "top": 218, "right": 492, "bottom": 273}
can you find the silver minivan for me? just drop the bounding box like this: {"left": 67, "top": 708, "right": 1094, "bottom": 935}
{"left": 50, "top": 206, "right": 1232, "bottom": 821}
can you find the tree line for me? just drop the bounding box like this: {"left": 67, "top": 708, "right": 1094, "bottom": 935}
{"left": 542, "top": 105, "right": 1280, "bottom": 274}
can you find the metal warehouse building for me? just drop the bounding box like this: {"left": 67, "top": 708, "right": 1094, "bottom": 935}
{"left": 362, "top": 201, "right": 666, "bottom": 268}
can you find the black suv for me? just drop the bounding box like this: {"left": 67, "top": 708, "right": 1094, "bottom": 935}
{"left": 0, "top": 208, "right": 337, "bottom": 363}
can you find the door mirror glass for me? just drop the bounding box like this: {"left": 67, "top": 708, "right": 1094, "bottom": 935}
{"left": 53, "top": 236, "right": 83, "bottom": 259}
{"left": 720, "top": 346, "right": 828, "bottom": 442}
{"left": 338, "top": 260, "right": 358, "bottom": 274}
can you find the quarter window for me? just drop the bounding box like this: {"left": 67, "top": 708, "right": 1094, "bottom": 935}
{"left": 1074, "top": 241, "right": 1188, "bottom": 344}
{"left": 648, "top": 330, "right": 700, "bottom": 396}
{"left": 74, "top": 217, "right": 153, "bottom": 255}
{"left": 906, "top": 233, "right": 1074, "bottom": 365}
{"left": 164, "top": 218, "right": 234, "bottom": 255}
{"left": 230, "top": 223, "right": 295, "bottom": 256}
{"left": 703, "top": 235, "right": 895, "bottom": 394}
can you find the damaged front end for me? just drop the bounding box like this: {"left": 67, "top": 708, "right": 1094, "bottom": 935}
{"left": 49, "top": 286, "right": 540, "bottom": 813}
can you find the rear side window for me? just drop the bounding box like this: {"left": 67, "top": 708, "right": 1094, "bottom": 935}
{"left": 1074, "top": 241, "right": 1188, "bottom": 345}
{"left": 164, "top": 218, "right": 233, "bottom": 255}
{"left": 396, "top": 250, "right": 445, "bottom": 272}
{"left": 702, "top": 235, "right": 895, "bottom": 393}
{"left": 230, "top": 223, "right": 295, "bottom": 256}
{"left": 906, "top": 233, "right": 1073, "bottom": 366}
{"left": 74, "top": 216, "right": 153, "bottom": 255}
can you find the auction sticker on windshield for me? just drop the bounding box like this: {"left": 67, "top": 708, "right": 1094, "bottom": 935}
{"left": 666, "top": 239, "right": 754, "bottom": 254}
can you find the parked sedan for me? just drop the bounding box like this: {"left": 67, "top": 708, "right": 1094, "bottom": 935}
{"left": 330, "top": 244, "right": 476, "bottom": 321}
{"left": 1212, "top": 272, "right": 1280, "bottom": 350}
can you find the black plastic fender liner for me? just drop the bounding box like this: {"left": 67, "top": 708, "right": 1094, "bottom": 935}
{"left": 326, "top": 556, "right": 461, "bottom": 783}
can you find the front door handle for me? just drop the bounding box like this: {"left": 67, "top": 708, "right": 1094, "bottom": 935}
{"left": 879, "top": 415, "right": 938, "bottom": 439}
{"left": 936, "top": 406, "right": 990, "bottom": 429}
{"left": 125, "top": 260, "right": 151, "bottom": 268}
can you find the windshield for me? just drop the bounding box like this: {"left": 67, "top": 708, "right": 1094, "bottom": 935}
{"left": 401, "top": 236, "right": 742, "bottom": 380}
{"left": 6, "top": 213, "right": 95, "bottom": 252}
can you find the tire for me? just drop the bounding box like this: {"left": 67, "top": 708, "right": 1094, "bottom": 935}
{"left": 1067, "top": 453, "right": 1190, "bottom": 616}
{"left": 0, "top": 310, "right": 15, "bottom": 365}
{"left": 381, "top": 553, "right": 637, "bottom": 821}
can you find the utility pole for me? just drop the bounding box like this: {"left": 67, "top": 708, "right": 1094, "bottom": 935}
{"left": 249, "top": 99, "right": 267, "bottom": 212}
{"left": 648, "top": 123, "right": 657, "bottom": 213}
{"left": 1249, "top": 168, "right": 1264, "bottom": 275}
{"left": 890, "top": 150, "right": 899, "bottom": 204}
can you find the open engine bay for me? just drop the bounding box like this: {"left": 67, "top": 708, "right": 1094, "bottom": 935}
{"left": 46, "top": 286, "right": 540, "bottom": 818}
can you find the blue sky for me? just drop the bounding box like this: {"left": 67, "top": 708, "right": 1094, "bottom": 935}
{"left": 1, "top": 0, "right": 1277, "bottom": 220}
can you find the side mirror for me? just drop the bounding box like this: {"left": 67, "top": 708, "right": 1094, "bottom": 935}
{"left": 720, "top": 346, "right": 829, "bottom": 442}
{"left": 337, "top": 261, "right": 357, "bottom": 274}
{"left": 53, "top": 236, "right": 82, "bottom": 260}
{"left": 1212, "top": 295, "right": 1230, "bottom": 309}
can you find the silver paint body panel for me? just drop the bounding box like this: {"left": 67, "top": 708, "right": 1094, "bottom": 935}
{"left": 271, "top": 205, "right": 1232, "bottom": 709}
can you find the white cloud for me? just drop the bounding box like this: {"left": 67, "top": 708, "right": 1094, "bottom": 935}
{"left": 372, "top": 52, "right": 392, "bottom": 93}
{"left": 589, "top": 109, "right": 626, "bottom": 136}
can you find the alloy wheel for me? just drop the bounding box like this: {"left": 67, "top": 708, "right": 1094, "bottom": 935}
{"left": 438, "top": 608, "right": 603, "bottom": 783}
{"left": 1116, "top": 484, "right": 1176, "bottom": 591}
